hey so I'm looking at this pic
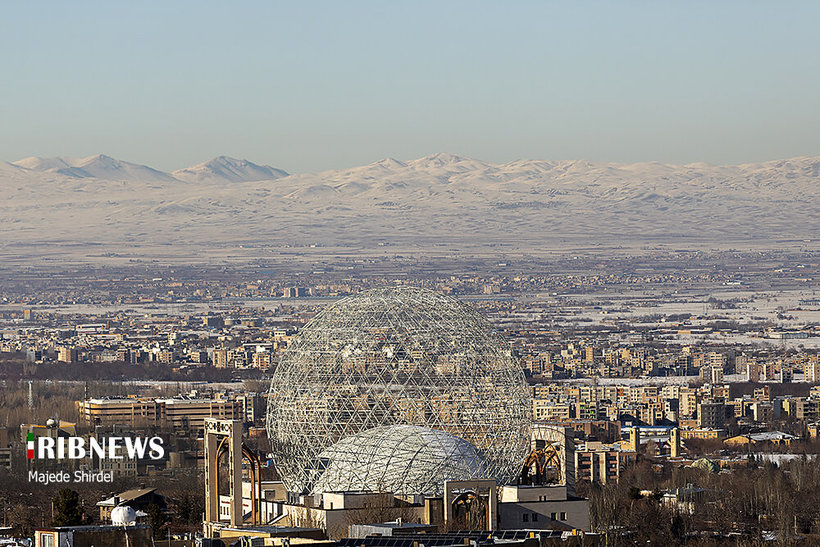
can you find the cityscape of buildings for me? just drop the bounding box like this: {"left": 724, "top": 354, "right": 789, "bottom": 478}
{"left": 1, "top": 261, "right": 820, "bottom": 545}
{"left": 5, "top": 1, "right": 819, "bottom": 544}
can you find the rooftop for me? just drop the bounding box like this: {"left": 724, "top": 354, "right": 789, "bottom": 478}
{"left": 97, "top": 487, "right": 157, "bottom": 507}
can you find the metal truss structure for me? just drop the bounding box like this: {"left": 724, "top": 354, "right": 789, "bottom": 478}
{"left": 267, "top": 286, "right": 531, "bottom": 495}
{"left": 313, "top": 424, "right": 487, "bottom": 495}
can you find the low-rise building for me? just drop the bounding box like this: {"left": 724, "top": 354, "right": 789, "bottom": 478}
{"left": 498, "top": 484, "right": 589, "bottom": 531}
{"left": 35, "top": 524, "right": 153, "bottom": 547}
{"left": 78, "top": 395, "right": 243, "bottom": 432}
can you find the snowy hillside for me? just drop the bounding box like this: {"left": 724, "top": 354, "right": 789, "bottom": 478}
{"left": 172, "top": 156, "right": 288, "bottom": 183}
{"left": 2, "top": 153, "right": 819, "bottom": 257}
{"left": 12, "top": 154, "right": 178, "bottom": 182}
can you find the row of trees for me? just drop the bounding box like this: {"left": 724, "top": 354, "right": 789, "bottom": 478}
{"left": 0, "top": 358, "right": 262, "bottom": 383}
{"left": 584, "top": 456, "right": 820, "bottom": 546}
{"left": 0, "top": 468, "right": 205, "bottom": 539}
{"left": 0, "top": 376, "right": 270, "bottom": 431}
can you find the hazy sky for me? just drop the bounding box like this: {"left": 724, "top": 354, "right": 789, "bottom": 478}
{"left": 2, "top": 1, "right": 819, "bottom": 173}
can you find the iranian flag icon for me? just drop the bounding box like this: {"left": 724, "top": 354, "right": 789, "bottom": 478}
{"left": 27, "top": 433, "right": 34, "bottom": 459}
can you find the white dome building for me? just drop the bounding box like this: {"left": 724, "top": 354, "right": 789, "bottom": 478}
{"left": 267, "top": 286, "right": 531, "bottom": 495}
{"left": 313, "top": 425, "right": 488, "bottom": 496}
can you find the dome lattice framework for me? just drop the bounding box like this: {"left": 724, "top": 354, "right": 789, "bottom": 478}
{"left": 267, "top": 286, "right": 531, "bottom": 495}
{"left": 313, "top": 425, "right": 488, "bottom": 495}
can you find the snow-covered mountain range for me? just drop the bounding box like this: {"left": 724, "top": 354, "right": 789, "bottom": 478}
{"left": 9, "top": 154, "right": 285, "bottom": 184}
{"left": 172, "top": 156, "right": 289, "bottom": 184}
{"left": 2, "top": 152, "right": 819, "bottom": 257}
{"left": 11, "top": 154, "right": 178, "bottom": 182}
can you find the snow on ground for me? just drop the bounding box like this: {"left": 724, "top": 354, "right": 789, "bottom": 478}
{"left": 3, "top": 154, "right": 820, "bottom": 258}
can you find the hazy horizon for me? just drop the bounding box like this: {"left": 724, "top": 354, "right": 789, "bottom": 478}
{"left": 6, "top": 150, "right": 820, "bottom": 177}
{"left": 2, "top": 1, "right": 819, "bottom": 174}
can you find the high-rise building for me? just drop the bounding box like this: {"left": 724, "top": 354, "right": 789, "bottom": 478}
{"left": 58, "top": 347, "right": 78, "bottom": 363}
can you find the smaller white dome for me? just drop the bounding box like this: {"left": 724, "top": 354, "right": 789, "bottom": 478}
{"left": 111, "top": 505, "right": 137, "bottom": 526}
{"left": 46, "top": 418, "right": 57, "bottom": 428}
{"left": 312, "top": 425, "right": 488, "bottom": 496}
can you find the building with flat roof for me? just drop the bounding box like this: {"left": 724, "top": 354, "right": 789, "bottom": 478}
{"left": 77, "top": 395, "right": 243, "bottom": 432}
{"left": 573, "top": 441, "right": 637, "bottom": 485}
{"left": 35, "top": 524, "right": 152, "bottom": 547}
{"left": 498, "top": 484, "right": 589, "bottom": 531}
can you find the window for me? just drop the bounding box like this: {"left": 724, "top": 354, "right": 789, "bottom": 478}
{"left": 523, "top": 513, "right": 529, "bottom": 522}
{"left": 560, "top": 512, "right": 567, "bottom": 521}
{"left": 532, "top": 513, "right": 538, "bottom": 522}
{"left": 550, "top": 512, "right": 557, "bottom": 520}
{"left": 41, "top": 535, "right": 55, "bottom": 547}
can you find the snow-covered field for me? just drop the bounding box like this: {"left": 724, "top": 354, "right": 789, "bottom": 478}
{"left": 2, "top": 153, "right": 820, "bottom": 262}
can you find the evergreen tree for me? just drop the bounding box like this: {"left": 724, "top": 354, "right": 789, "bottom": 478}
{"left": 146, "top": 502, "right": 167, "bottom": 539}
{"left": 52, "top": 489, "right": 87, "bottom": 527}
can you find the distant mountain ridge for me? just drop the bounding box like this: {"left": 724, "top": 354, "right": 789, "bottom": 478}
{"left": 172, "top": 156, "right": 288, "bottom": 183}
{"left": 2, "top": 152, "right": 820, "bottom": 254}
{"left": 9, "top": 154, "right": 287, "bottom": 184}
{"left": 11, "top": 154, "right": 178, "bottom": 182}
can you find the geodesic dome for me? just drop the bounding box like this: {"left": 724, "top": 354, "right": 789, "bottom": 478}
{"left": 313, "top": 425, "right": 488, "bottom": 496}
{"left": 266, "top": 286, "right": 531, "bottom": 495}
